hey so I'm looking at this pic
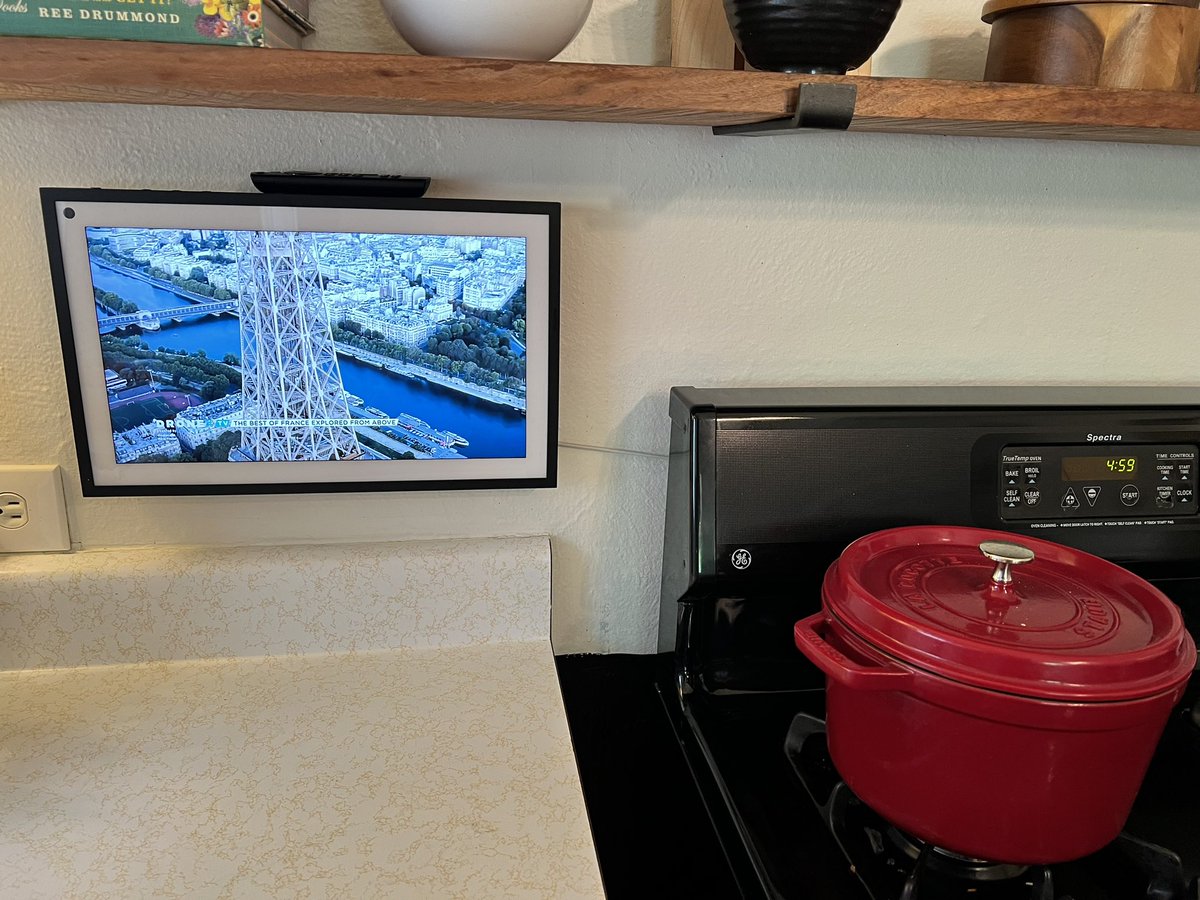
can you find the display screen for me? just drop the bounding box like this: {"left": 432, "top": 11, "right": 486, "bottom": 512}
{"left": 1061, "top": 456, "right": 1138, "bottom": 481}
{"left": 44, "top": 189, "right": 559, "bottom": 495}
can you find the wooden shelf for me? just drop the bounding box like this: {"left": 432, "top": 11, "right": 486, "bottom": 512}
{"left": 1, "top": 37, "right": 1199, "bottom": 146}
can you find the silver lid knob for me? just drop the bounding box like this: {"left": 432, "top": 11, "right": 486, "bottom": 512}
{"left": 980, "top": 540, "right": 1036, "bottom": 586}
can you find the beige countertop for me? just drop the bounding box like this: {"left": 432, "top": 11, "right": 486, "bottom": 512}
{"left": 0, "top": 639, "right": 603, "bottom": 899}
{"left": 0, "top": 536, "right": 602, "bottom": 899}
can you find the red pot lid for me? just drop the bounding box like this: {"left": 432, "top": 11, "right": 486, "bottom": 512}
{"left": 823, "top": 526, "right": 1196, "bottom": 702}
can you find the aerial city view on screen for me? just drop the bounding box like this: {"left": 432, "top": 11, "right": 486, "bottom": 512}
{"left": 86, "top": 226, "right": 529, "bottom": 465}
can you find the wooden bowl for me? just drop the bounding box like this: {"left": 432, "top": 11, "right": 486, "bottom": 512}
{"left": 982, "top": 0, "right": 1200, "bottom": 92}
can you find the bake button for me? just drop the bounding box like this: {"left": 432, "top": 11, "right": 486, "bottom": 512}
{"left": 1061, "top": 488, "right": 1080, "bottom": 510}
{"left": 1120, "top": 485, "right": 1140, "bottom": 507}
{"left": 1023, "top": 489, "right": 1041, "bottom": 507}
{"left": 1003, "top": 467, "right": 1021, "bottom": 485}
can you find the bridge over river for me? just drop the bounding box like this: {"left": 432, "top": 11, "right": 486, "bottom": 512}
{"left": 98, "top": 300, "right": 238, "bottom": 330}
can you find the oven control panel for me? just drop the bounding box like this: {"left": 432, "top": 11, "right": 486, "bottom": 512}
{"left": 999, "top": 444, "right": 1199, "bottom": 521}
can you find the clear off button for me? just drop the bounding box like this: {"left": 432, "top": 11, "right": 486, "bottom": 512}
{"left": 1121, "top": 485, "right": 1140, "bottom": 507}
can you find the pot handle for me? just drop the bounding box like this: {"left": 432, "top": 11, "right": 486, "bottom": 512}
{"left": 794, "top": 613, "right": 914, "bottom": 691}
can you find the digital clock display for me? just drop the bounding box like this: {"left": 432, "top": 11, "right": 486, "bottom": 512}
{"left": 1061, "top": 456, "right": 1138, "bottom": 481}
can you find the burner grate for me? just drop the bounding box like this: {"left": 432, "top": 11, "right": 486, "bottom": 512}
{"left": 895, "top": 842, "right": 1053, "bottom": 900}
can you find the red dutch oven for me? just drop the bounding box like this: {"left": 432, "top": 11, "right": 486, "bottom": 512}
{"left": 794, "top": 525, "right": 1197, "bottom": 865}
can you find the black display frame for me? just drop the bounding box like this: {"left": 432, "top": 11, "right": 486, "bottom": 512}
{"left": 42, "top": 187, "right": 560, "bottom": 497}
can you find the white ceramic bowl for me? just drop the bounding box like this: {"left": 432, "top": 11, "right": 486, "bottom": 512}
{"left": 379, "top": 0, "right": 594, "bottom": 61}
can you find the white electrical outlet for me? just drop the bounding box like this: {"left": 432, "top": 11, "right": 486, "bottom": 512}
{"left": 0, "top": 466, "right": 71, "bottom": 553}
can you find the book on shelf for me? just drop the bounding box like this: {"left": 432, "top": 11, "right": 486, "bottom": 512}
{"left": 0, "top": 0, "right": 315, "bottom": 48}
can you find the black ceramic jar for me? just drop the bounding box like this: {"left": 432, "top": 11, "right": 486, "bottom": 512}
{"left": 723, "top": 0, "right": 902, "bottom": 74}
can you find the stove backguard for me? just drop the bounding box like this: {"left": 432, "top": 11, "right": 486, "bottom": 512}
{"left": 659, "top": 387, "right": 1200, "bottom": 673}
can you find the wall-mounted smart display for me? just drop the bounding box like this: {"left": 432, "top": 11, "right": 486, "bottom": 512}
{"left": 42, "top": 188, "right": 559, "bottom": 495}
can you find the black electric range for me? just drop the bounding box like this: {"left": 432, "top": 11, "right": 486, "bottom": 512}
{"left": 560, "top": 387, "right": 1200, "bottom": 900}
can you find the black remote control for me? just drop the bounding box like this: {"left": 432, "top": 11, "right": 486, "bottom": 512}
{"left": 250, "top": 171, "right": 432, "bottom": 198}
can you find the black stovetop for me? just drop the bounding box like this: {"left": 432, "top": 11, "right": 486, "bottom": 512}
{"left": 556, "top": 653, "right": 1200, "bottom": 900}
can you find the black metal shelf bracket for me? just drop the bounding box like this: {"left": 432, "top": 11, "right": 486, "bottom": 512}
{"left": 713, "top": 82, "right": 858, "bottom": 137}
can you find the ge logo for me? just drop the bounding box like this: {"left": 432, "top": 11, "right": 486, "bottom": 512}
{"left": 731, "top": 549, "right": 752, "bottom": 571}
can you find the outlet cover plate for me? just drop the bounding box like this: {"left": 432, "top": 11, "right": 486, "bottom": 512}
{"left": 0, "top": 465, "right": 71, "bottom": 553}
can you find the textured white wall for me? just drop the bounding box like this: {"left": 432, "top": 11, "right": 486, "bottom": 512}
{"left": 1, "top": 1, "right": 1197, "bottom": 654}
